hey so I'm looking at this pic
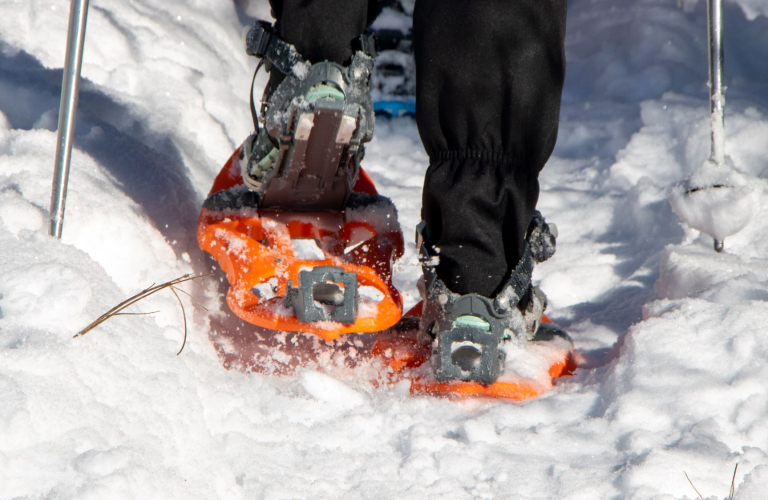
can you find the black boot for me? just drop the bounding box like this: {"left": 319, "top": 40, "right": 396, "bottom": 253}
{"left": 418, "top": 211, "right": 568, "bottom": 384}
{"left": 240, "top": 21, "right": 377, "bottom": 211}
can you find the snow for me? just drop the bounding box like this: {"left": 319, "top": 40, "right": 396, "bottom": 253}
{"left": 670, "top": 159, "right": 762, "bottom": 243}
{"left": 2, "top": 0, "right": 768, "bottom": 499}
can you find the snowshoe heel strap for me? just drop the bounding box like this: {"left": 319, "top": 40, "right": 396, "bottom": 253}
{"left": 245, "top": 21, "right": 377, "bottom": 75}
{"left": 493, "top": 210, "right": 557, "bottom": 311}
{"left": 245, "top": 21, "right": 306, "bottom": 75}
{"left": 417, "top": 211, "right": 555, "bottom": 311}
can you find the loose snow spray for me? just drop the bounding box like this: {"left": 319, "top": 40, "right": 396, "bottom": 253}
{"left": 669, "top": 0, "right": 760, "bottom": 252}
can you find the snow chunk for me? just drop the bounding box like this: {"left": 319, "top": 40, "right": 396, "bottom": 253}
{"left": 460, "top": 420, "right": 498, "bottom": 444}
{"left": 299, "top": 370, "right": 365, "bottom": 409}
{"left": 291, "top": 60, "right": 311, "bottom": 80}
{"left": 670, "top": 160, "right": 762, "bottom": 242}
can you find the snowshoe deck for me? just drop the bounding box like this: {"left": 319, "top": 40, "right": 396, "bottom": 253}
{"left": 198, "top": 147, "right": 404, "bottom": 340}
{"left": 373, "top": 304, "right": 576, "bottom": 401}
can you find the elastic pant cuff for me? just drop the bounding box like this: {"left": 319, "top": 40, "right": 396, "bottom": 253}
{"left": 432, "top": 150, "right": 516, "bottom": 166}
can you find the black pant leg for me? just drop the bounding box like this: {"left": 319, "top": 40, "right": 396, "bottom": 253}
{"left": 268, "top": 0, "right": 383, "bottom": 64}
{"left": 413, "top": 0, "right": 566, "bottom": 297}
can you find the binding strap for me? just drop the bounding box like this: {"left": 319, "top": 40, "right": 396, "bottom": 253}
{"left": 245, "top": 21, "right": 306, "bottom": 75}
{"left": 418, "top": 211, "right": 556, "bottom": 309}
{"left": 504, "top": 243, "right": 535, "bottom": 306}
{"left": 245, "top": 21, "right": 377, "bottom": 76}
{"left": 249, "top": 60, "right": 264, "bottom": 132}
{"left": 495, "top": 211, "right": 556, "bottom": 308}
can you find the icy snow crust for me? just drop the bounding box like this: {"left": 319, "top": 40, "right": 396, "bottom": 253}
{"left": 2, "top": 0, "right": 768, "bottom": 498}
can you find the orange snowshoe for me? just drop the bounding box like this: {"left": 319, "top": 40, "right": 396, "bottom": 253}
{"left": 199, "top": 25, "right": 405, "bottom": 340}
{"left": 198, "top": 147, "right": 404, "bottom": 341}
{"left": 373, "top": 303, "right": 576, "bottom": 401}
{"left": 370, "top": 214, "right": 576, "bottom": 402}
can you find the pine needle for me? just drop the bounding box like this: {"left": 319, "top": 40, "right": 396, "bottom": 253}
{"left": 169, "top": 286, "right": 187, "bottom": 356}
{"left": 170, "top": 285, "right": 209, "bottom": 312}
{"left": 74, "top": 273, "right": 212, "bottom": 355}
{"left": 684, "top": 471, "right": 704, "bottom": 500}
{"left": 729, "top": 463, "right": 738, "bottom": 498}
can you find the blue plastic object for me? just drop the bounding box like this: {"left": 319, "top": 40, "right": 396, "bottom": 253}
{"left": 373, "top": 99, "right": 416, "bottom": 116}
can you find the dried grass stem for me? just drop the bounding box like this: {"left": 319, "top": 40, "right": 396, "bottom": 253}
{"left": 74, "top": 273, "right": 211, "bottom": 355}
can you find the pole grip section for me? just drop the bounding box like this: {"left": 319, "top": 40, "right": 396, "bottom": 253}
{"left": 49, "top": 0, "right": 90, "bottom": 238}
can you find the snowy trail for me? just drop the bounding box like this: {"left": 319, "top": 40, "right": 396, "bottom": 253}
{"left": 2, "top": 0, "right": 768, "bottom": 498}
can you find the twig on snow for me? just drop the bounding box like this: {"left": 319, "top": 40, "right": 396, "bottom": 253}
{"left": 683, "top": 463, "right": 740, "bottom": 499}
{"left": 684, "top": 471, "right": 704, "bottom": 500}
{"left": 169, "top": 286, "right": 187, "bottom": 356}
{"left": 74, "top": 273, "right": 212, "bottom": 355}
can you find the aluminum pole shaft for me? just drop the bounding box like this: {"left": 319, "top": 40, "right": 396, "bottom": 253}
{"left": 707, "top": 0, "right": 725, "bottom": 167}
{"left": 49, "top": 0, "right": 90, "bottom": 238}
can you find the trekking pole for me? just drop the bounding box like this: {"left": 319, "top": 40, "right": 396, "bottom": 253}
{"left": 708, "top": 0, "right": 725, "bottom": 168}
{"left": 49, "top": 0, "right": 90, "bottom": 238}
{"left": 707, "top": 0, "right": 726, "bottom": 251}
{"left": 671, "top": 0, "right": 758, "bottom": 252}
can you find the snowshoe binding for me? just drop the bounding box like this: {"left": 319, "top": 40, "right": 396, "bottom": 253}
{"left": 198, "top": 21, "right": 404, "bottom": 340}
{"left": 374, "top": 212, "right": 576, "bottom": 400}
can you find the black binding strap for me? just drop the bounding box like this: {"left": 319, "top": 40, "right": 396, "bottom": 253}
{"left": 249, "top": 60, "right": 264, "bottom": 132}
{"left": 355, "top": 30, "right": 378, "bottom": 59}
{"left": 497, "top": 211, "right": 556, "bottom": 305}
{"left": 245, "top": 21, "right": 377, "bottom": 76}
{"left": 506, "top": 243, "right": 535, "bottom": 303}
{"left": 245, "top": 21, "right": 306, "bottom": 75}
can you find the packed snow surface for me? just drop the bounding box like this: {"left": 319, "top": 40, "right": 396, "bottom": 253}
{"left": 2, "top": 0, "right": 768, "bottom": 498}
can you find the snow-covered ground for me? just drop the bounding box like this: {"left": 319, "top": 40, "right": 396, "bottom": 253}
{"left": 2, "top": 0, "right": 768, "bottom": 498}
